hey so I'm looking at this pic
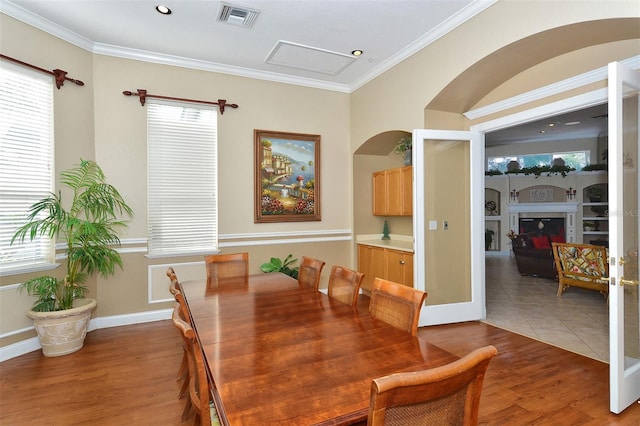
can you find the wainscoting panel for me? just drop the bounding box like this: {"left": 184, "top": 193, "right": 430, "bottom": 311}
{"left": 0, "top": 283, "right": 37, "bottom": 337}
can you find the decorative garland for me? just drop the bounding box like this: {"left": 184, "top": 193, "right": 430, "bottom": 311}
{"left": 504, "top": 165, "right": 575, "bottom": 178}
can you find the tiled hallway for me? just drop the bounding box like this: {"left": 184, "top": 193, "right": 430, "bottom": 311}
{"left": 483, "top": 255, "right": 609, "bottom": 362}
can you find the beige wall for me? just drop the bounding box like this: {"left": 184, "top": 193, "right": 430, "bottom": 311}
{"left": 350, "top": 2, "right": 638, "bottom": 307}
{"left": 350, "top": 1, "right": 640, "bottom": 149}
{"left": 0, "top": 14, "right": 352, "bottom": 349}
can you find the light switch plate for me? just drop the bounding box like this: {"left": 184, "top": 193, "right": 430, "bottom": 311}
{"left": 429, "top": 220, "right": 437, "bottom": 230}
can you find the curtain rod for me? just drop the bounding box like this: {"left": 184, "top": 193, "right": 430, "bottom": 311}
{"left": 122, "top": 89, "right": 238, "bottom": 115}
{"left": 0, "top": 54, "right": 85, "bottom": 89}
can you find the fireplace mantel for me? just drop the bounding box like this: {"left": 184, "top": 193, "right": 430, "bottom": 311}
{"left": 508, "top": 202, "right": 579, "bottom": 214}
{"left": 508, "top": 202, "right": 578, "bottom": 242}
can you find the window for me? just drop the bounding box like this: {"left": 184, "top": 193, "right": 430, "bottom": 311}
{"left": 147, "top": 101, "right": 218, "bottom": 257}
{"left": 487, "top": 150, "right": 588, "bottom": 172}
{"left": 0, "top": 63, "right": 55, "bottom": 274}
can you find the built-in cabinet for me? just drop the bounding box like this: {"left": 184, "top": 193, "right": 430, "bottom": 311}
{"left": 373, "top": 166, "right": 412, "bottom": 216}
{"left": 357, "top": 243, "right": 413, "bottom": 291}
{"left": 582, "top": 183, "right": 608, "bottom": 246}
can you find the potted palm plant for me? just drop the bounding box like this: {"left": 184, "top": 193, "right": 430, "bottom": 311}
{"left": 11, "top": 159, "right": 133, "bottom": 356}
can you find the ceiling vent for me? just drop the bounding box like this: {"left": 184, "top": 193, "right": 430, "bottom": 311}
{"left": 218, "top": 3, "right": 260, "bottom": 28}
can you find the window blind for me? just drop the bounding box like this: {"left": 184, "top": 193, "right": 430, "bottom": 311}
{"left": 147, "top": 100, "right": 218, "bottom": 256}
{"left": 0, "top": 61, "right": 54, "bottom": 272}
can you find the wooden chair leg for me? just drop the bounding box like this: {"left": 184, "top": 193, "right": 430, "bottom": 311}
{"left": 178, "top": 347, "right": 188, "bottom": 399}
{"left": 179, "top": 374, "right": 189, "bottom": 399}
{"left": 181, "top": 398, "right": 193, "bottom": 422}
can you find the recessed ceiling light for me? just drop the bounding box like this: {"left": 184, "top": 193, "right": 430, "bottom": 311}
{"left": 351, "top": 50, "right": 363, "bottom": 57}
{"left": 565, "top": 121, "right": 581, "bottom": 126}
{"left": 156, "top": 5, "right": 172, "bottom": 15}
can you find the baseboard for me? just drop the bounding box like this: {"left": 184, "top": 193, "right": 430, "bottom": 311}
{"left": 0, "top": 308, "right": 173, "bottom": 363}
{"left": 91, "top": 308, "right": 173, "bottom": 330}
{"left": 0, "top": 337, "right": 41, "bottom": 362}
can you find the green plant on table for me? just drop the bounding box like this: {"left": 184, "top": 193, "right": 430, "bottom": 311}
{"left": 11, "top": 159, "right": 133, "bottom": 312}
{"left": 260, "top": 254, "right": 299, "bottom": 279}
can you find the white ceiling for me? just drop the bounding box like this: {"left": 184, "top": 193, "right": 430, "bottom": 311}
{"left": 2, "top": 0, "right": 492, "bottom": 92}
{"left": 485, "top": 103, "right": 609, "bottom": 146}
{"left": 2, "top": 0, "right": 609, "bottom": 143}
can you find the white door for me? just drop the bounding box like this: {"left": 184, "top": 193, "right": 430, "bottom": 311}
{"left": 608, "top": 61, "right": 640, "bottom": 414}
{"left": 413, "top": 129, "right": 484, "bottom": 325}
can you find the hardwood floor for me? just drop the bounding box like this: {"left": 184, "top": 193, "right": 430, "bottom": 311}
{"left": 2, "top": 318, "right": 639, "bottom": 424}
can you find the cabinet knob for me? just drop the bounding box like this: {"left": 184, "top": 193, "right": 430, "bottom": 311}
{"left": 399, "top": 260, "right": 405, "bottom": 265}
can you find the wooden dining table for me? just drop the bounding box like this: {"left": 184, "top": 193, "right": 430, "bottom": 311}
{"left": 179, "top": 273, "right": 458, "bottom": 425}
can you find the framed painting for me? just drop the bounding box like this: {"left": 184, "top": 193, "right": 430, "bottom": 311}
{"left": 254, "top": 129, "right": 321, "bottom": 223}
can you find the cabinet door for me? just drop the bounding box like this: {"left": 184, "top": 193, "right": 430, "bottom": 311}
{"left": 386, "top": 168, "right": 402, "bottom": 216}
{"left": 401, "top": 166, "right": 412, "bottom": 216}
{"left": 358, "top": 244, "right": 386, "bottom": 292}
{"left": 403, "top": 252, "right": 414, "bottom": 287}
{"left": 372, "top": 171, "right": 387, "bottom": 216}
{"left": 386, "top": 249, "right": 413, "bottom": 287}
{"left": 357, "top": 244, "right": 372, "bottom": 291}
{"left": 370, "top": 246, "right": 386, "bottom": 288}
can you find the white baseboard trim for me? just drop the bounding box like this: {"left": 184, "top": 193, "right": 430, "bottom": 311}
{"left": 91, "top": 308, "right": 173, "bottom": 330}
{"left": 0, "top": 308, "right": 173, "bottom": 363}
{"left": 0, "top": 337, "right": 41, "bottom": 362}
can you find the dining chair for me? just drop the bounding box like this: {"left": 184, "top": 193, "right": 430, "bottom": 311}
{"left": 367, "top": 345, "right": 498, "bottom": 426}
{"left": 298, "top": 256, "right": 326, "bottom": 291}
{"left": 368, "top": 278, "right": 427, "bottom": 336}
{"left": 327, "top": 265, "right": 365, "bottom": 307}
{"left": 204, "top": 252, "right": 249, "bottom": 287}
{"left": 167, "top": 267, "right": 190, "bottom": 400}
{"left": 167, "top": 267, "right": 184, "bottom": 301}
{"left": 172, "top": 302, "right": 221, "bottom": 426}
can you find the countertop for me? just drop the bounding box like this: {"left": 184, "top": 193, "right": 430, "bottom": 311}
{"left": 356, "top": 234, "right": 414, "bottom": 253}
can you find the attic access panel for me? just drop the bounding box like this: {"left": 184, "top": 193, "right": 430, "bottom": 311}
{"left": 265, "top": 41, "right": 356, "bottom": 76}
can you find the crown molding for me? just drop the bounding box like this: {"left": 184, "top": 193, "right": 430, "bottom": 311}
{"left": 93, "top": 43, "right": 352, "bottom": 93}
{"left": 1, "top": 1, "right": 94, "bottom": 51}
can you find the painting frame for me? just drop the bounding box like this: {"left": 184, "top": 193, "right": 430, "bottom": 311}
{"left": 254, "top": 129, "right": 321, "bottom": 223}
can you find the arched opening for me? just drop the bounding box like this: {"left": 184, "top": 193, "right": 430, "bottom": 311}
{"left": 415, "top": 18, "right": 638, "bottom": 361}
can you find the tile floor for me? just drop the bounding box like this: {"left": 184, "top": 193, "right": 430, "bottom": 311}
{"left": 483, "top": 255, "right": 609, "bottom": 362}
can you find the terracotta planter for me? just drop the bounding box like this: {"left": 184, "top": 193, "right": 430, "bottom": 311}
{"left": 27, "top": 298, "right": 97, "bottom": 357}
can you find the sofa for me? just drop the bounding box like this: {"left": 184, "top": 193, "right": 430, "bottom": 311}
{"left": 510, "top": 233, "right": 562, "bottom": 280}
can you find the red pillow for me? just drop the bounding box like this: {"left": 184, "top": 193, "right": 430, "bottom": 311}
{"left": 550, "top": 234, "right": 565, "bottom": 244}
{"left": 531, "top": 235, "right": 551, "bottom": 249}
